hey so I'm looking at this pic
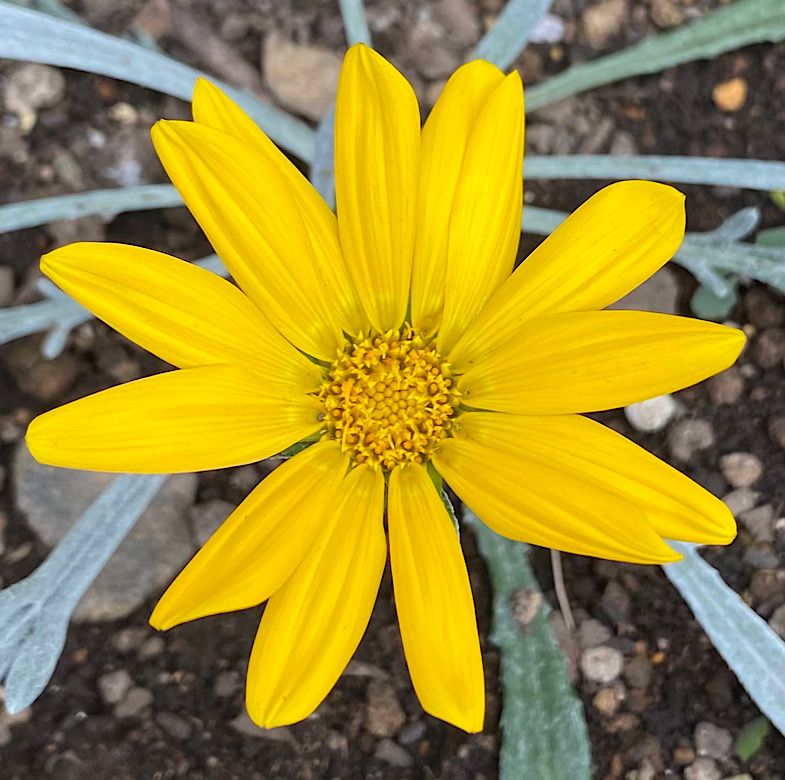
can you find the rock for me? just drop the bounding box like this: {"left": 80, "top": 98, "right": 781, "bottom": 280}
{"left": 432, "top": 0, "right": 481, "bottom": 48}
{"left": 744, "top": 288, "right": 784, "bottom": 329}
{"left": 712, "top": 78, "right": 748, "bottom": 113}
{"left": 582, "top": 0, "right": 627, "bottom": 49}
{"left": 407, "top": 16, "right": 460, "bottom": 80}
{"left": 624, "top": 395, "right": 678, "bottom": 433}
{"left": 768, "top": 416, "right": 785, "bottom": 449}
{"left": 98, "top": 669, "right": 133, "bottom": 705}
{"left": 112, "top": 627, "right": 148, "bottom": 654}
{"left": 46, "top": 214, "right": 107, "bottom": 247}
{"left": 5, "top": 340, "right": 79, "bottom": 402}
{"left": 529, "top": 13, "right": 567, "bottom": 44}
{"left": 580, "top": 645, "right": 624, "bottom": 684}
{"left": 610, "top": 267, "right": 678, "bottom": 314}
{"left": 742, "top": 544, "right": 779, "bottom": 570}
{"left": 263, "top": 32, "right": 342, "bottom": 121}
{"left": 214, "top": 670, "right": 242, "bottom": 698}
{"left": 397, "top": 720, "right": 426, "bottom": 745}
{"left": 366, "top": 680, "right": 406, "bottom": 738}
{"left": 229, "top": 710, "right": 297, "bottom": 743}
{"left": 719, "top": 452, "right": 763, "bottom": 488}
{"left": 156, "top": 712, "right": 192, "bottom": 740}
{"left": 374, "top": 738, "right": 413, "bottom": 768}
{"left": 684, "top": 756, "right": 721, "bottom": 780}
{"left": 624, "top": 655, "right": 653, "bottom": 689}
{"left": 749, "top": 569, "right": 785, "bottom": 602}
{"left": 694, "top": 721, "right": 732, "bottom": 760}
{"left": 739, "top": 504, "right": 775, "bottom": 542}
{"left": 609, "top": 130, "right": 638, "bottom": 156}
{"left": 189, "top": 499, "right": 234, "bottom": 546}
{"left": 138, "top": 635, "right": 165, "bottom": 659}
{"left": 0, "top": 266, "right": 14, "bottom": 307}
{"left": 3, "top": 64, "right": 66, "bottom": 132}
{"left": 593, "top": 682, "right": 625, "bottom": 716}
{"left": 754, "top": 328, "right": 785, "bottom": 368}
{"left": 673, "top": 745, "right": 696, "bottom": 765}
{"left": 650, "top": 0, "right": 684, "bottom": 28}
{"left": 668, "top": 419, "right": 715, "bottom": 462}
{"left": 600, "top": 580, "right": 631, "bottom": 623}
{"left": 768, "top": 604, "right": 785, "bottom": 639}
{"left": 707, "top": 367, "right": 744, "bottom": 405}
{"left": 14, "top": 444, "right": 197, "bottom": 622}
{"left": 114, "top": 686, "right": 153, "bottom": 718}
{"left": 722, "top": 488, "right": 760, "bottom": 517}
{"left": 577, "top": 618, "right": 612, "bottom": 649}
{"left": 0, "top": 705, "right": 31, "bottom": 747}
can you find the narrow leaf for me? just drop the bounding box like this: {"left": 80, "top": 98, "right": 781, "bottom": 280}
{"left": 0, "top": 3, "right": 315, "bottom": 161}
{"left": 471, "top": 0, "right": 553, "bottom": 70}
{"left": 338, "top": 0, "right": 372, "bottom": 46}
{"left": 663, "top": 542, "right": 785, "bottom": 736}
{"left": 466, "top": 509, "right": 592, "bottom": 780}
{"left": 524, "top": 156, "right": 785, "bottom": 193}
{"left": 526, "top": 0, "right": 784, "bottom": 111}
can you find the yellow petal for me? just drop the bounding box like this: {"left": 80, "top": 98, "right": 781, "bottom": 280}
{"left": 41, "top": 242, "right": 321, "bottom": 393}
{"left": 449, "top": 181, "right": 686, "bottom": 369}
{"left": 152, "top": 120, "right": 361, "bottom": 361}
{"left": 436, "top": 71, "right": 524, "bottom": 355}
{"left": 246, "top": 464, "right": 385, "bottom": 728}
{"left": 433, "top": 415, "right": 681, "bottom": 564}
{"left": 452, "top": 412, "right": 735, "bottom": 545}
{"left": 334, "top": 44, "right": 420, "bottom": 333}
{"left": 151, "top": 442, "right": 349, "bottom": 630}
{"left": 190, "top": 78, "right": 366, "bottom": 337}
{"left": 388, "top": 464, "right": 484, "bottom": 732}
{"left": 411, "top": 61, "right": 505, "bottom": 336}
{"left": 458, "top": 311, "right": 745, "bottom": 415}
{"left": 26, "top": 365, "right": 322, "bottom": 473}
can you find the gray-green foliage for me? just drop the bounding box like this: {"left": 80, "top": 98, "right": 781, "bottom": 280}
{"left": 465, "top": 511, "right": 592, "bottom": 779}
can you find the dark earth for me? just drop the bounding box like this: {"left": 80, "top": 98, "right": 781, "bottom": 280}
{"left": 1, "top": 0, "right": 784, "bottom": 777}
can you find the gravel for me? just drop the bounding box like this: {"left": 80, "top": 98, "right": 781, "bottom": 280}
{"left": 580, "top": 646, "right": 624, "bottom": 684}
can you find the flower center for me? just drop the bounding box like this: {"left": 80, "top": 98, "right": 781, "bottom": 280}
{"left": 318, "top": 325, "right": 459, "bottom": 470}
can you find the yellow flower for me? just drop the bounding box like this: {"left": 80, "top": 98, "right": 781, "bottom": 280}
{"left": 26, "top": 44, "right": 744, "bottom": 733}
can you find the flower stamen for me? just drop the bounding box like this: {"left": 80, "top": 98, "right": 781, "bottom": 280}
{"left": 319, "top": 325, "right": 458, "bottom": 470}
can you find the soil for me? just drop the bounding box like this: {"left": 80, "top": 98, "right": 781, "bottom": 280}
{"left": 1, "top": 0, "right": 784, "bottom": 778}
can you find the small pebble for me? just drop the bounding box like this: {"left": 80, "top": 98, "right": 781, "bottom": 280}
{"left": 720, "top": 452, "right": 763, "bottom": 488}
{"left": 156, "top": 712, "right": 192, "bottom": 740}
{"left": 668, "top": 419, "right": 714, "bottom": 462}
{"left": 397, "top": 720, "right": 426, "bottom": 746}
{"left": 0, "top": 266, "right": 13, "bottom": 307}
{"left": 768, "top": 604, "right": 785, "bottom": 639}
{"left": 580, "top": 645, "right": 624, "bottom": 684}
{"left": 722, "top": 488, "right": 760, "bottom": 517}
{"left": 694, "top": 721, "right": 732, "bottom": 760}
{"left": 214, "top": 670, "right": 242, "bottom": 698}
{"left": 374, "top": 738, "right": 413, "bottom": 768}
{"left": 673, "top": 745, "right": 696, "bottom": 765}
{"left": 600, "top": 580, "right": 631, "bottom": 623}
{"left": 768, "top": 416, "right": 785, "bottom": 449}
{"left": 624, "top": 395, "right": 678, "bottom": 432}
{"left": 593, "top": 683, "right": 625, "bottom": 716}
{"left": 365, "top": 680, "right": 406, "bottom": 738}
{"left": 739, "top": 504, "right": 775, "bottom": 542}
{"left": 98, "top": 669, "right": 133, "bottom": 705}
{"left": 684, "top": 756, "right": 721, "bottom": 780}
{"left": 707, "top": 368, "right": 744, "bottom": 405}
{"left": 624, "top": 655, "right": 653, "bottom": 689}
{"left": 114, "top": 686, "right": 153, "bottom": 718}
{"left": 138, "top": 636, "right": 165, "bottom": 659}
{"left": 712, "top": 78, "right": 748, "bottom": 112}
{"left": 577, "top": 618, "right": 612, "bottom": 650}
{"left": 744, "top": 288, "right": 783, "bottom": 329}
{"left": 754, "top": 328, "right": 785, "bottom": 368}
{"left": 190, "top": 499, "right": 234, "bottom": 546}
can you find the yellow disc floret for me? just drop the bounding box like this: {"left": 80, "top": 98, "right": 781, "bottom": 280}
{"left": 318, "top": 325, "right": 459, "bottom": 470}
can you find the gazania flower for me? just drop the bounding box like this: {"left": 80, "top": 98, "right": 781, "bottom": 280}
{"left": 26, "top": 44, "right": 743, "bottom": 733}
